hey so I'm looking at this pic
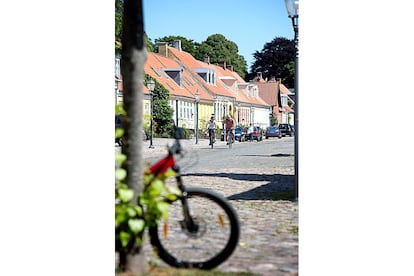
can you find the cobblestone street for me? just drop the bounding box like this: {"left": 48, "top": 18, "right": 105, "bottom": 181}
{"left": 135, "top": 138, "right": 298, "bottom": 276}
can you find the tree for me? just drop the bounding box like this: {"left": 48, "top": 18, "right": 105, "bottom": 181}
{"left": 115, "top": 0, "right": 123, "bottom": 54}
{"left": 118, "top": 0, "right": 146, "bottom": 272}
{"left": 196, "top": 34, "right": 247, "bottom": 79}
{"left": 145, "top": 34, "right": 155, "bottom": 52}
{"left": 247, "top": 37, "right": 295, "bottom": 88}
{"left": 145, "top": 75, "right": 175, "bottom": 138}
{"left": 116, "top": 0, "right": 154, "bottom": 54}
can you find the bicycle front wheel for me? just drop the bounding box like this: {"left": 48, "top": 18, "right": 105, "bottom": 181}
{"left": 149, "top": 187, "right": 240, "bottom": 270}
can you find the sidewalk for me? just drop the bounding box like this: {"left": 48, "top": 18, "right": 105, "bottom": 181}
{"left": 142, "top": 137, "right": 207, "bottom": 155}
{"left": 115, "top": 138, "right": 210, "bottom": 158}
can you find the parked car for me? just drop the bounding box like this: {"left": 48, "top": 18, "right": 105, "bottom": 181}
{"left": 234, "top": 126, "right": 245, "bottom": 142}
{"left": 278, "top": 124, "right": 295, "bottom": 137}
{"left": 265, "top": 126, "right": 282, "bottom": 139}
{"left": 221, "top": 125, "right": 245, "bottom": 142}
{"left": 243, "top": 126, "right": 263, "bottom": 141}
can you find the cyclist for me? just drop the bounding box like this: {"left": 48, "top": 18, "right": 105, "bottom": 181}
{"left": 224, "top": 115, "right": 235, "bottom": 145}
{"left": 207, "top": 116, "right": 216, "bottom": 146}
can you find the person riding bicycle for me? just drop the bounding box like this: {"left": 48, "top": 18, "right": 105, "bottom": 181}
{"left": 224, "top": 115, "right": 235, "bottom": 144}
{"left": 207, "top": 116, "right": 216, "bottom": 145}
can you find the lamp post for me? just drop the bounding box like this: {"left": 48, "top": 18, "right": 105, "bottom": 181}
{"left": 147, "top": 78, "right": 155, "bottom": 149}
{"left": 237, "top": 102, "right": 241, "bottom": 125}
{"left": 285, "top": 0, "right": 299, "bottom": 200}
{"left": 195, "top": 90, "right": 200, "bottom": 144}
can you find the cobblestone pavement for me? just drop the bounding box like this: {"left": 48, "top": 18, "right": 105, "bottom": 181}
{"left": 118, "top": 138, "right": 298, "bottom": 275}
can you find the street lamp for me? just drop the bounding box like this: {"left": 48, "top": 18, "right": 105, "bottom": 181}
{"left": 147, "top": 78, "right": 155, "bottom": 149}
{"left": 285, "top": 0, "right": 299, "bottom": 200}
{"left": 195, "top": 90, "right": 200, "bottom": 144}
{"left": 237, "top": 102, "right": 241, "bottom": 125}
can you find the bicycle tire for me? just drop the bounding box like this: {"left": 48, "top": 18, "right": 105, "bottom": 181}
{"left": 148, "top": 187, "right": 240, "bottom": 270}
{"left": 210, "top": 133, "right": 214, "bottom": 149}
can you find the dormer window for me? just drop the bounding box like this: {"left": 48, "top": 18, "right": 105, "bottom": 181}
{"left": 219, "top": 76, "right": 236, "bottom": 89}
{"left": 164, "top": 68, "right": 182, "bottom": 86}
{"left": 194, "top": 68, "right": 216, "bottom": 85}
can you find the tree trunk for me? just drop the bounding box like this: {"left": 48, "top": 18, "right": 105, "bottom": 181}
{"left": 119, "top": 0, "right": 146, "bottom": 273}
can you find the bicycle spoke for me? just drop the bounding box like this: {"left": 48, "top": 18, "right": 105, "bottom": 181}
{"left": 149, "top": 187, "right": 240, "bottom": 270}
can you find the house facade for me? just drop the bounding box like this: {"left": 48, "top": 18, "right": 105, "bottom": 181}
{"left": 250, "top": 73, "right": 295, "bottom": 125}
{"left": 115, "top": 40, "right": 275, "bottom": 135}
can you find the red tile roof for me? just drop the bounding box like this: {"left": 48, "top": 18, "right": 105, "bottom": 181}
{"left": 168, "top": 46, "right": 269, "bottom": 108}
{"left": 144, "top": 52, "right": 214, "bottom": 101}
{"left": 251, "top": 81, "right": 280, "bottom": 107}
{"left": 168, "top": 47, "right": 235, "bottom": 99}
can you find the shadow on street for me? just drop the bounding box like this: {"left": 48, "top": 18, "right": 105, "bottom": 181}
{"left": 181, "top": 172, "right": 295, "bottom": 201}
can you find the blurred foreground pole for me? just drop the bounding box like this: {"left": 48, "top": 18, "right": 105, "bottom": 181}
{"left": 284, "top": 0, "right": 299, "bottom": 201}
{"left": 120, "top": 0, "right": 146, "bottom": 272}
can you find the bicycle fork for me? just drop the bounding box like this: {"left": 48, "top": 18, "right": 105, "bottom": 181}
{"left": 173, "top": 166, "right": 199, "bottom": 234}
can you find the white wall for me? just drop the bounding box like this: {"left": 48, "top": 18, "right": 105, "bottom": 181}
{"left": 254, "top": 107, "right": 271, "bottom": 128}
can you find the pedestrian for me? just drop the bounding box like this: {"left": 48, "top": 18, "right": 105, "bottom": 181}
{"left": 207, "top": 116, "right": 216, "bottom": 145}
{"left": 247, "top": 123, "right": 254, "bottom": 142}
{"left": 224, "top": 115, "right": 235, "bottom": 144}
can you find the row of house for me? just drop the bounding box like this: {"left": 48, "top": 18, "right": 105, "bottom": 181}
{"left": 115, "top": 40, "right": 295, "bottom": 134}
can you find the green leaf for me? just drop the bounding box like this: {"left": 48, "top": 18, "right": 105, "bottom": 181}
{"left": 115, "top": 168, "right": 127, "bottom": 181}
{"left": 165, "top": 193, "right": 177, "bottom": 201}
{"left": 156, "top": 201, "right": 170, "bottom": 215}
{"left": 148, "top": 179, "right": 164, "bottom": 197}
{"left": 115, "top": 212, "right": 126, "bottom": 227}
{"left": 126, "top": 206, "right": 137, "bottom": 217}
{"left": 128, "top": 219, "right": 145, "bottom": 234}
{"left": 166, "top": 185, "right": 182, "bottom": 197}
{"left": 133, "top": 205, "right": 143, "bottom": 216}
{"left": 119, "top": 231, "right": 130, "bottom": 247}
{"left": 115, "top": 128, "right": 124, "bottom": 138}
{"left": 115, "top": 153, "right": 127, "bottom": 166}
{"left": 163, "top": 169, "right": 176, "bottom": 178}
{"left": 118, "top": 188, "right": 134, "bottom": 202}
{"left": 115, "top": 103, "right": 126, "bottom": 115}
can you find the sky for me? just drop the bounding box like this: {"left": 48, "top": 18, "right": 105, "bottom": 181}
{"left": 142, "top": 0, "right": 295, "bottom": 70}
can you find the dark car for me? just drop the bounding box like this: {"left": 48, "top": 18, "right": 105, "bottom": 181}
{"left": 265, "top": 126, "right": 282, "bottom": 139}
{"left": 234, "top": 126, "right": 245, "bottom": 142}
{"left": 278, "top": 124, "right": 295, "bottom": 137}
{"left": 221, "top": 125, "right": 245, "bottom": 142}
{"left": 243, "top": 126, "right": 263, "bottom": 141}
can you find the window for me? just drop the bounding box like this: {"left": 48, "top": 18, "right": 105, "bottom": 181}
{"left": 194, "top": 68, "right": 216, "bottom": 85}
{"left": 164, "top": 69, "right": 182, "bottom": 86}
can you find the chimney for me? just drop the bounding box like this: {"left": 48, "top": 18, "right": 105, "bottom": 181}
{"left": 203, "top": 54, "right": 210, "bottom": 64}
{"left": 218, "top": 60, "right": 226, "bottom": 69}
{"left": 173, "top": 40, "right": 182, "bottom": 52}
{"left": 158, "top": 42, "right": 168, "bottom": 57}
{"left": 226, "top": 65, "right": 233, "bottom": 71}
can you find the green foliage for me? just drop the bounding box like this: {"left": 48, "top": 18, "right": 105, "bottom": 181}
{"left": 115, "top": 0, "right": 154, "bottom": 54}
{"left": 178, "top": 127, "right": 193, "bottom": 139}
{"left": 115, "top": 152, "right": 145, "bottom": 251}
{"left": 115, "top": 108, "right": 182, "bottom": 254}
{"left": 115, "top": 0, "right": 123, "bottom": 55}
{"left": 196, "top": 34, "right": 247, "bottom": 79}
{"left": 247, "top": 37, "right": 295, "bottom": 87}
{"left": 144, "top": 75, "right": 175, "bottom": 138}
{"left": 145, "top": 33, "right": 155, "bottom": 52}
{"left": 152, "top": 34, "right": 247, "bottom": 79}
{"left": 270, "top": 113, "right": 278, "bottom": 126}
{"left": 154, "top": 35, "right": 200, "bottom": 57}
